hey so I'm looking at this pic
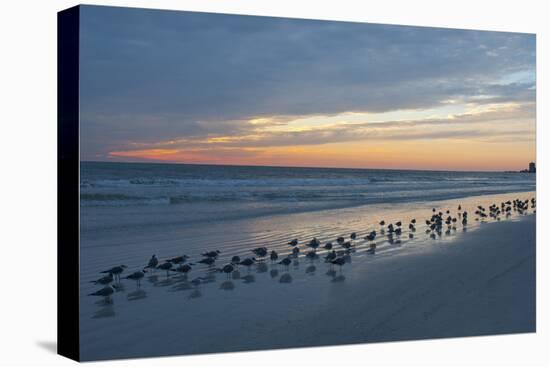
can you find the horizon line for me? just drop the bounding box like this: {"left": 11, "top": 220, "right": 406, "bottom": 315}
{"left": 80, "top": 159, "right": 535, "bottom": 174}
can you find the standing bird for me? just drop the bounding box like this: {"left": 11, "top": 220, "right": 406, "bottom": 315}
{"left": 350, "top": 232, "right": 357, "bottom": 240}
{"left": 288, "top": 239, "right": 298, "bottom": 246}
{"left": 125, "top": 270, "right": 146, "bottom": 287}
{"left": 279, "top": 257, "right": 292, "bottom": 269}
{"left": 173, "top": 263, "right": 193, "bottom": 275}
{"left": 379, "top": 220, "right": 385, "bottom": 226}
{"left": 167, "top": 255, "right": 189, "bottom": 265}
{"left": 145, "top": 255, "right": 158, "bottom": 270}
{"left": 88, "top": 285, "right": 115, "bottom": 299}
{"left": 231, "top": 255, "right": 241, "bottom": 265}
{"left": 239, "top": 258, "right": 256, "bottom": 271}
{"left": 330, "top": 257, "right": 346, "bottom": 271}
{"left": 307, "top": 238, "right": 320, "bottom": 251}
{"left": 201, "top": 250, "right": 220, "bottom": 258}
{"left": 324, "top": 242, "right": 333, "bottom": 250}
{"left": 157, "top": 262, "right": 173, "bottom": 276}
{"left": 100, "top": 265, "right": 127, "bottom": 282}
{"left": 292, "top": 247, "right": 300, "bottom": 256}
{"left": 219, "top": 264, "right": 234, "bottom": 278}
{"left": 198, "top": 257, "right": 216, "bottom": 266}
{"left": 270, "top": 250, "right": 279, "bottom": 262}
{"left": 252, "top": 247, "right": 268, "bottom": 259}
{"left": 90, "top": 273, "right": 113, "bottom": 285}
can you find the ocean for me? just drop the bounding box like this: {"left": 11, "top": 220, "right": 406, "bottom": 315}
{"left": 81, "top": 161, "right": 535, "bottom": 227}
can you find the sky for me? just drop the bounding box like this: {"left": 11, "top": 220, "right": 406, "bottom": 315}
{"left": 79, "top": 5, "right": 536, "bottom": 171}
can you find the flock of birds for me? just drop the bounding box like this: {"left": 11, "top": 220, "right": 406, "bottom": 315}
{"left": 89, "top": 197, "right": 536, "bottom": 301}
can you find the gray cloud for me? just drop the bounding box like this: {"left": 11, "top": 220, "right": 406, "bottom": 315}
{"left": 78, "top": 5, "right": 536, "bottom": 159}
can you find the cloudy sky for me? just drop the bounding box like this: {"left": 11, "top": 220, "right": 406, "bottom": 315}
{"left": 80, "top": 5, "right": 536, "bottom": 171}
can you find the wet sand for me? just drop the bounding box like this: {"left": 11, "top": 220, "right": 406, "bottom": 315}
{"left": 80, "top": 192, "right": 535, "bottom": 360}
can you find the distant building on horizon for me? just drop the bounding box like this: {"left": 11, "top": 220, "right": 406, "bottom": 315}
{"left": 518, "top": 162, "right": 536, "bottom": 173}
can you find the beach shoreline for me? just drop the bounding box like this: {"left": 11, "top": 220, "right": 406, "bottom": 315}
{"left": 80, "top": 205, "right": 536, "bottom": 360}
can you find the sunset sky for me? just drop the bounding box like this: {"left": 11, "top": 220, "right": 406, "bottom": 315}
{"left": 79, "top": 6, "right": 536, "bottom": 171}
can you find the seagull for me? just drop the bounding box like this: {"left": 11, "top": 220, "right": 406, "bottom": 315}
{"left": 324, "top": 250, "right": 337, "bottom": 262}
{"left": 252, "top": 247, "right": 268, "bottom": 258}
{"left": 279, "top": 257, "right": 292, "bottom": 269}
{"left": 90, "top": 273, "right": 113, "bottom": 285}
{"left": 157, "top": 262, "right": 173, "bottom": 276}
{"left": 173, "top": 263, "right": 193, "bottom": 275}
{"left": 330, "top": 257, "right": 346, "bottom": 271}
{"left": 201, "top": 250, "right": 220, "bottom": 258}
{"left": 167, "top": 255, "right": 189, "bottom": 264}
{"left": 88, "top": 285, "right": 115, "bottom": 298}
{"left": 100, "top": 265, "right": 127, "bottom": 281}
{"left": 307, "top": 238, "right": 320, "bottom": 251}
{"left": 239, "top": 257, "right": 256, "bottom": 271}
{"left": 125, "top": 270, "right": 146, "bottom": 286}
{"left": 288, "top": 239, "right": 298, "bottom": 246}
{"left": 198, "top": 257, "right": 216, "bottom": 266}
{"left": 145, "top": 255, "right": 158, "bottom": 270}
{"left": 219, "top": 264, "right": 234, "bottom": 278}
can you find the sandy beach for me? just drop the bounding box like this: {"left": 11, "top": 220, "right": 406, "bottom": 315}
{"left": 80, "top": 191, "right": 536, "bottom": 360}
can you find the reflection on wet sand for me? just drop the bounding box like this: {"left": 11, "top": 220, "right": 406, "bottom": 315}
{"left": 127, "top": 289, "right": 147, "bottom": 301}
{"left": 219, "top": 280, "right": 235, "bottom": 291}
{"left": 279, "top": 273, "right": 293, "bottom": 283}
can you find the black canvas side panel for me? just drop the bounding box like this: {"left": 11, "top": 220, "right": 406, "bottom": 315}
{"left": 57, "top": 5, "right": 80, "bottom": 362}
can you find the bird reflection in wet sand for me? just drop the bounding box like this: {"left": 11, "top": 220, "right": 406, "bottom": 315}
{"left": 242, "top": 274, "right": 255, "bottom": 284}
{"left": 306, "top": 265, "right": 316, "bottom": 275}
{"left": 219, "top": 280, "right": 235, "bottom": 291}
{"left": 270, "top": 268, "right": 279, "bottom": 278}
{"left": 256, "top": 262, "right": 268, "bottom": 273}
{"left": 171, "top": 281, "right": 193, "bottom": 292}
{"left": 279, "top": 273, "right": 293, "bottom": 283}
{"left": 127, "top": 289, "right": 147, "bottom": 301}
{"left": 92, "top": 304, "right": 116, "bottom": 319}
{"left": 232, "top": 270, "right": 241, "bottom": 280}
{"left": 189, "top": 289, "right": 202, "bottom": 299}
{"left": 331, "top": 274, "right": 346, "bottom": 283}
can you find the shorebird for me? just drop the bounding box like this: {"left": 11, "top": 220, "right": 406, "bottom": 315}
{"left": 411, "top": 219, "right": 416, "bottom": 224}
{"left": 305, "top": 251, "right": 318, "bottom": 261}
{"left": 173, "top": 264, "right": 192, "bottom": 275}
{"left": 336, "top": 236, "right": 345, "bottom": 244}
{"left": 270, "top": 250, "right": 278, "bottom": 262}
{"left": 350, "top": 232, "right": 357, "bottom": 240}
{"left": 100, "top": 265, "right": 127, "bottom": 281}
{"left": 341, "top": 241, "right": 352, "bottom": 250}
{"left": 125, "top": 270, "right": 146, "bottom": 287}
{"left": 145, "top": 255, "right": 158, "bottom": 270}
{"left": 201, "top": 250, "right": 220, "bottom": 258}
{"left": 395, "top": 221, "right": 402, "bottom": 227}
{"left": 88, "top": 285, "right": 115, "bottom": 299}
{"left": 292, "top": 247, "right": 300, "bottom": 256}
{"left": 252, "top": 247, "right": 268, "bottom": 259}
{"left": 167, "top": 255, "right": 189, "bottom": 264}
{"left": 231, "top": 255, "right": 241, "bottom": 265}
{"left": 379, "top": 220, "right": 385, "bottom": 226}
{"left": 220, "top": 264, "right": 234, "bottom": 278}
{"left": 330, "top": 257, "right": 346, "bottom": 271}
{"left": 324, "top": 242, "right": 333, "bottom": 250}
{"left": 288, "top": 239, "right": 298, "bottom": 246}
{"left": 157, "top": 262, "right": 173, "bottom": 276}
{"left": 239, "top": 258, "right": 256, "bottom": 271}
{"left": 279, "top": 257, "right": 292, "bottom": 269}
{"left": 307, "top": 238, "right": 320, "bottom": 251}
{"left": 90, "top": 273, "right": 113, "bottom": 285}
{"left": 198, "top": 257, "right": 216, "bottom": 266}
{"left": 325, "top": 250, "right": 337, "bottom": 262}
